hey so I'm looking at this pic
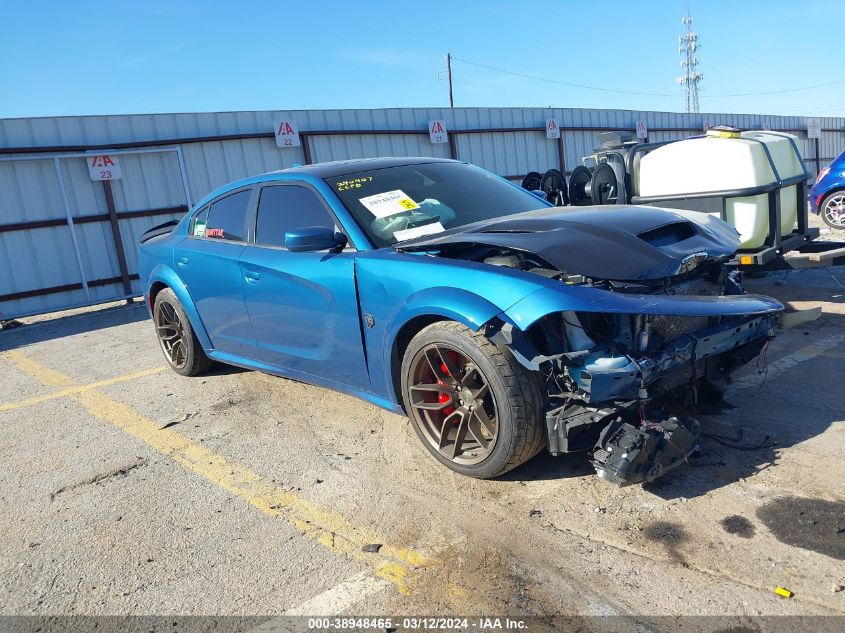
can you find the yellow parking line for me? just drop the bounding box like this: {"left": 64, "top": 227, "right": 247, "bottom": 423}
{"left": 5, "top": 350, "right": 73, "bottom": 387}
{"left": 820, "top": 350, "right": 845, "bottom": 359}
{"left": 1, "top": 349, "right": 464, "bottom": 602}
{"left": 785, "top": 344, "right": 845, "bottom": 360}
{"left": 0, "top": 365, "right": 166, "bottom": 412}
{"left": 731, "top": 332, "right": 845, "bottom": 391}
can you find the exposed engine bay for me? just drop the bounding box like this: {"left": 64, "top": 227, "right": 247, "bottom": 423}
{"left": 423, "top": 240, "right": 776, "bottom": 486}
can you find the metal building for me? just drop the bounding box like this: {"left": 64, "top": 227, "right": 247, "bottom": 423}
{"left": 1, "top": 107, "right": 843, "bottom": 320}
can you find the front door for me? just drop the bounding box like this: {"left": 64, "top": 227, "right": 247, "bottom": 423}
{"left": 239, "top": 183, "right": 370, "bottom": 391}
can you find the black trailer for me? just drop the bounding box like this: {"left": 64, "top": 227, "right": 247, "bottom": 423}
{"left": 560, "top": 130, "right": 845, "bottom": 271}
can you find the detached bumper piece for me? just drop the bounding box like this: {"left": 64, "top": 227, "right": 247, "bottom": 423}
{"left": 592, "top": 416, "right": 700, "bottom": 486}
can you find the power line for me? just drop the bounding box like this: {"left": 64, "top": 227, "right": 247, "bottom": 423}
{"left": 706, "top": 79, "right": 845, "bottom": 97}
{"left": 452, "top": 56, "right": 845, "bottom": 100}
{"left": 451, "top": 57, "right": 677, "bottom": 97}
{"left": 770, "top": 102, "right": 845, "bottom": 116}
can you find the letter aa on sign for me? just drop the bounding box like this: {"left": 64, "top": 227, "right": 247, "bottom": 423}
{"left": 274, "top": 120, "right": 301, "bottom": 147}
{"left": 636, "top": 120, "right": 648, "bottom": 139}
{"left": 86, "top": 153, "right": 122, "bottom": 181}
{"left": 429, "top": 120, "right": 448, "bottom": 144}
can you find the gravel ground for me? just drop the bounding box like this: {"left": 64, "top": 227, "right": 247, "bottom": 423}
{"left": 0, "top": 266, "right": 843, "bottom": 626}
{"left": 809, "top": 211, "right": 845, "bottom": 252}
{"left": 811, "top": 212, "right": 845, "bottom": 244}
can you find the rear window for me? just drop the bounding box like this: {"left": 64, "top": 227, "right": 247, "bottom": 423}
{"left": 204, "top": 190, "right": 251, "bottom": 241}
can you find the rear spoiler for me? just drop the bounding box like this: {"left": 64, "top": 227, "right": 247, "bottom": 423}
{"left": 140, "top": 219, "right": 179, "bottom": 244}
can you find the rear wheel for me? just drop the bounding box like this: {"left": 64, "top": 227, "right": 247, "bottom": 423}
{"left": 153, "top": 288, "right": 214, "bottom": 376}
{"left": 820, "top": 192, "right": 845, "bottom": 229}
{"left": 400, "top": 321, "right": 546, "bottom": 478}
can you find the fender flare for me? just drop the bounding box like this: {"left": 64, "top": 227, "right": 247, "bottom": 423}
{"left": 379, "top": 287, "right": 513, "bottom": 404}
{"left": 146, "top": 264, "right": 213, "bottom": 350}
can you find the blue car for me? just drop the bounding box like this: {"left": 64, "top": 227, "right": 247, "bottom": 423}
{"left": 810, "top": 148, "right": 845, "bottom": 229}
{"left": 139, "top": 158, "right": 782, "bottom": 483}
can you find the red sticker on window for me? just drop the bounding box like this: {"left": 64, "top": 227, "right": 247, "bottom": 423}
{"left": 205, "top": 228, "right": 225, "bottom": 238}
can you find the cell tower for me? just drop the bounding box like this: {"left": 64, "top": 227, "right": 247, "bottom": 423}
{"left": 676, "top": 5, "right": 702, "bottom": 113}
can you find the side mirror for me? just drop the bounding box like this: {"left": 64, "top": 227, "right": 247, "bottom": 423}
{"left": 530, "top": 189, "right": 548, "bottom": 200}
{"left": 284, "top": 226, "right": 347, "bottom": 252}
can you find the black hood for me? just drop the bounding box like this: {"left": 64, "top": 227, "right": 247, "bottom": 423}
{"left": 395, "top": 206, "right": 741, "bottom": 281}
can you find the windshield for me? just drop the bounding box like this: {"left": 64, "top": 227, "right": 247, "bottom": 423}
{"left": 325, "top": 162, "right": 549, "bottom": 248}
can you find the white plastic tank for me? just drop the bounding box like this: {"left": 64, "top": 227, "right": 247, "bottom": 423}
{"left": 637, "top": 130, "right": 805, "bottom": 249}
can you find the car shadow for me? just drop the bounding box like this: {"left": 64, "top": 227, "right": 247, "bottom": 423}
{"left": 501, "top": 449, "right": 595, "bottom": 481}
{"left": 0, "top": 301, "right": 150, "bottom": 352}
{"left": 0, "top": 301, "right": 250, "bottom": 377}
{"left": 204, "top": 364, "right": 248, "bottom": 377}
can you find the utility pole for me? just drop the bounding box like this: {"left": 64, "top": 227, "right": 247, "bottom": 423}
{"left": 446, "top": 53, "right": 454, "bottom": 108}
{"left": 676, "top": 3, "right": 702, "bottom": 113}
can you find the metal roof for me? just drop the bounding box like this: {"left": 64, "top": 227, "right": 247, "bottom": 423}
{"left": 273, "top": 156, "right": 457, "bottom": 178}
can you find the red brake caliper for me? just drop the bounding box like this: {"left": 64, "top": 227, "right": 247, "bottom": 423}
{"left": 437, "top": 358, "right": 457, "bottom": 417}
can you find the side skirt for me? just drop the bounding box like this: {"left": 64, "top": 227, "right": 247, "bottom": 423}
{"left": 206, "top": 350, "right": 404, "bottom": 415}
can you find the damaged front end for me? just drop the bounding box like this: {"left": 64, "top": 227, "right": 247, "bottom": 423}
{"left": 398, "top": 205, "right": 782, "bottom": 484}
{"left": 490, "top": 263, "right": 780, "bottom": 486}
{"left": 551, "top": 309, "right": 772, "bottom": 485}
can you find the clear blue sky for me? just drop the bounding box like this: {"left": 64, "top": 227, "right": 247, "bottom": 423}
{"left": 2, "top": 0, "right": 842, "bottom": 119}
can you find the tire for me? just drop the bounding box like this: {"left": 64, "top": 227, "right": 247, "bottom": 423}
{"left": 153, "top": 288, "right": 214, "bottom": 376}
{"left": 819, "top": 191, "right": 845, "bottom": 229}
{"left": 400, "top": 321, "right": 547, "bottom": 478}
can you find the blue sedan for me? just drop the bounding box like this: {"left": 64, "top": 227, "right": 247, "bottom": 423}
{"left": 139, "top": 158, "right": 781, "bottom": 483}
{"left": 810, "top": 148, "right": 845, "bottom": 229}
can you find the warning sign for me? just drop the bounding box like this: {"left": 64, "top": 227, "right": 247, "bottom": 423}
{"left": 636, "top": 120, "right": 648, "bottom": 139}
{"left": 428, "top": 120, "right": 448, "bottom": 144}
{"left": 359, "top": 189, "right": 420, "bottom": 218}
{"left": 545, "top": 118, "right": 560, "bottom": 139}
{"left": 274, "top": 120, "right": 301, "bottom": 147}
{"left": 86, "top": 154, "right": 122, "bottom": 181}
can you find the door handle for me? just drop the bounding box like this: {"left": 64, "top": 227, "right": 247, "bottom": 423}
{"left": 244, "top": 270, "right": 261, "bottom": 282}
{"left": 177, "top": 256, "right": 188, "bottom": 267}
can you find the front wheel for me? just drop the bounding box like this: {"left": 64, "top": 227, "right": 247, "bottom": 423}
{"left": 820, "top": 191, "right": 845, "bottom": 229}
{"left": 400, "top": 321, "right": 546, "bottom": 478}
{"left": 153, "top": 288, "right": 214, "bottom": 376}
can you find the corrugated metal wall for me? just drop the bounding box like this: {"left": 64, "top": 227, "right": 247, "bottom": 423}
{"left": 0, "top": 157, "right": 84, "bottom": 315}
{"left": 1, "top": 107, "right": 843, "bottom": 319}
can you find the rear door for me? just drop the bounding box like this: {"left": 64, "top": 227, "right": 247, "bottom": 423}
{"left": 239, "top": 183, "right": 370, "bottom": 391}
{"left": 175, "top": 187, "right": 258, "bottom": 359}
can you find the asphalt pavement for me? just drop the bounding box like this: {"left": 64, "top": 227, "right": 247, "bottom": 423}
{"left": 0, "top": 268, "right": 843, "bottom": 625}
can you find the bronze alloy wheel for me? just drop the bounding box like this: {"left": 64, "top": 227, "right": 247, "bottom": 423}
{"left": 407, "top": 343, "right": 499, "bottom": 465}
{"left": 155, "top": 299, "right": 189, "bottom": 370}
